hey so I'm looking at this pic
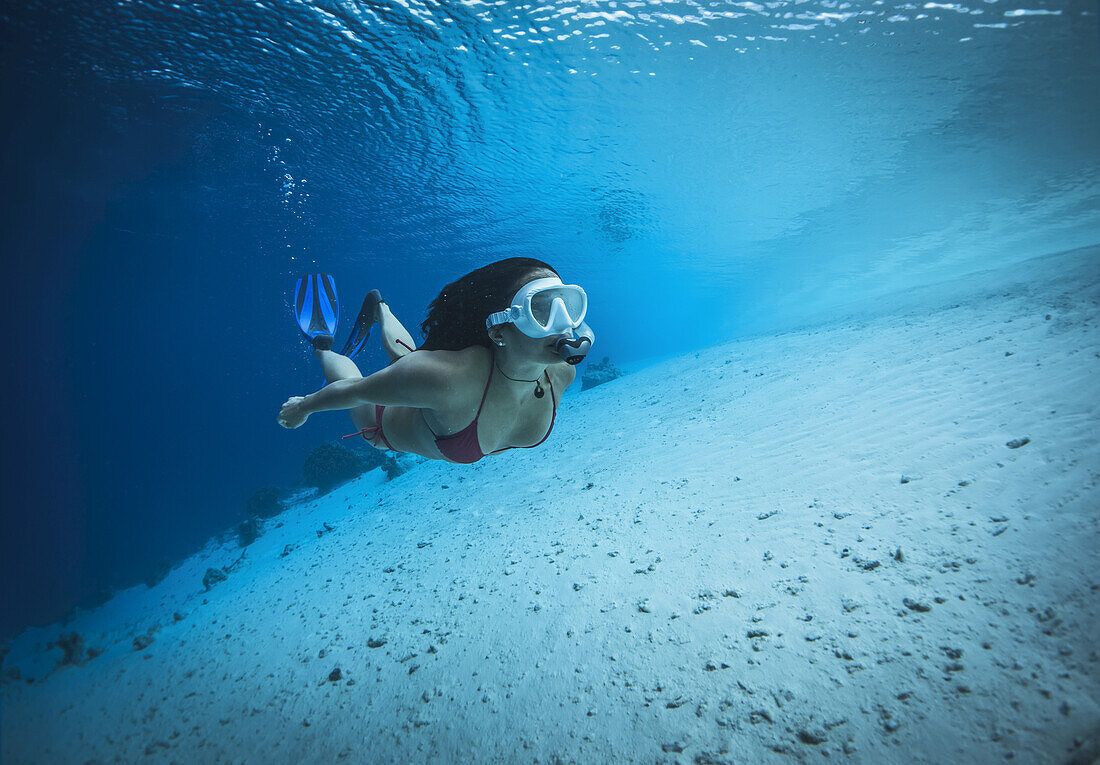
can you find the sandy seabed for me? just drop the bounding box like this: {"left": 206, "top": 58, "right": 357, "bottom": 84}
{"left": 3, "top": 246, "right": 1099, "bottom": 764}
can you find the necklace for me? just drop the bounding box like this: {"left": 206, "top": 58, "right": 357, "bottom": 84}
{"left": 495, "top": 359, "right": 545, "bottom": 398}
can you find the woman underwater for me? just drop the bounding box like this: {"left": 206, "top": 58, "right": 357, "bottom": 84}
{"left": 277, "top": 258, "right": 595, "bottom": 464}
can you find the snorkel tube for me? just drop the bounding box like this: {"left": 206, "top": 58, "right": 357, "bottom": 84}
{"left": 555, "top": 320, "right": 595, "bottom": 365}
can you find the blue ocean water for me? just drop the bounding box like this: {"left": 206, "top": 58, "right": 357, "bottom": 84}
{"left": 1, "top": 0, "right": 1097, "bottom": 647}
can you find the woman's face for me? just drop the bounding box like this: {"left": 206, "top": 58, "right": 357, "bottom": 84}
{"left": 494, "top": 269, "right": 572, "bottom": 363}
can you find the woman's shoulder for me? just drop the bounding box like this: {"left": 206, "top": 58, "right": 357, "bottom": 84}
{"left": 414, "top": 344, "right": 573, "bottom": 390}
{"left": 409, "top": 345, "right": 491, "bottom": 393}
{"left": 402, "top": 346, "right": 491, "bottom": 420}
{"left": 415, "top": 344, "right": 490, "bottom": 370}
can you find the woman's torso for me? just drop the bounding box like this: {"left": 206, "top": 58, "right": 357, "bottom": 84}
{"left": 375, "top": 346, "right": 566, "bottom": 463}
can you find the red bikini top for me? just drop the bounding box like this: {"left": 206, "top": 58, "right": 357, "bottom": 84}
{"left": 426, "top": 354, "right": 556, "bottom": 464}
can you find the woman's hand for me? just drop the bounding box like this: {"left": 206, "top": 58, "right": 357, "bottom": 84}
{"left": 278, "top": 396, "right": 310, "bottom": 429}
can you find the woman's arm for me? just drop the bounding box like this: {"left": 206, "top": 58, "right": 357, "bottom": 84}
{"left": 278, "top": 351, "right": 454, "bottom": 428}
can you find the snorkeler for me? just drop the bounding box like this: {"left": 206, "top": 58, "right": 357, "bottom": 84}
{"left": 278, "top": 258, "right": 595, "bottom": 464}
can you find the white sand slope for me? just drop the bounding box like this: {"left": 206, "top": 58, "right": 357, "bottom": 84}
{"left": 3, "top": 246, "right": 1099, "bottom": 764}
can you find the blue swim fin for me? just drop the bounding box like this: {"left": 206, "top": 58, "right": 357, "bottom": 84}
{"left": 294, "top": 274, "right": 339, "bottom": 350}
{"left": 339, "top": 289, "right": 383, "bottom": 360}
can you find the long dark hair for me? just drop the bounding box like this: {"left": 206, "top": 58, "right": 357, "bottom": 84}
{"left": 419, "top": 257, "right": 559, "bottom": 352}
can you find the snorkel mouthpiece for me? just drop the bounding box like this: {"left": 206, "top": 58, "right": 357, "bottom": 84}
{"left": 555, "top": 320, "right": 595, "bottom": 365}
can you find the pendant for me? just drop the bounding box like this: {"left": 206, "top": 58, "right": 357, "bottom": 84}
{"left": 534, "top": 381, "right": 545, "bottom": 398}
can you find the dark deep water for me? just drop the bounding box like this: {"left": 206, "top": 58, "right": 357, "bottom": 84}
{"left": 2, "top": 0, "right": 1098, "bottom": 642}
{"left": 0, "top": 71, "right": 293, "bottom": 637}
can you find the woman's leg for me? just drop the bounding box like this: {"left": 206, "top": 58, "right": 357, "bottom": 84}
{"left": 315, "top": 348, "right": 363, "bottom": 385}
{"left": 314, "top": 298, "right": 415, "bottom": 385}
{"left": 378, "top": 302, "right": 417, "bottom": 362}
{"left": 316, "top": 299, "right": 418, "bottom": 383}
{"left": 313, "top": 348, "right": 383, "bottom": 442}
{"left": 316, "top": 300, "right": 415, "bottom": 446}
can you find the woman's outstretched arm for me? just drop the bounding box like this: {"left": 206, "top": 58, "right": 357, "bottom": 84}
{"left": 278, "top": 350, "right": 452, "bottom": 429}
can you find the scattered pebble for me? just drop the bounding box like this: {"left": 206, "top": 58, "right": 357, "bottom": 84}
{"left": 903, "top": 598, "right": 931, "bottom": 612}
{"left": 798, "top": 729, "right": 827, "bottom": 745}
{"left": 749, "top": 710, "right": 773, "bottom": 725}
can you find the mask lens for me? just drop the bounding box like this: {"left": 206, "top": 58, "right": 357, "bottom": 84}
{"left": 530, "top": 288, "right": 584, "bottom": 327}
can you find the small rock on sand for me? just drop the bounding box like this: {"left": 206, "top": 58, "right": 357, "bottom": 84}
{"left": 903, "top": 598, "right": 931, "bottom": 612}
